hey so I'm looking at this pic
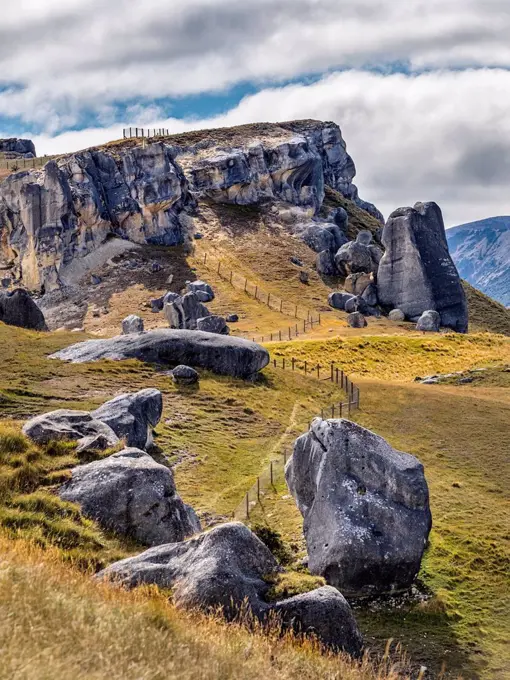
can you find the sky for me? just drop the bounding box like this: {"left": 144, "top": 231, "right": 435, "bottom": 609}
{"left": 1, "top": 0, "right": 510, "bottom": 226}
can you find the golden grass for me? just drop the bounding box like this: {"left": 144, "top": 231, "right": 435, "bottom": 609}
{"left": 0, "top": 536, "right": 412, "bottom": 680}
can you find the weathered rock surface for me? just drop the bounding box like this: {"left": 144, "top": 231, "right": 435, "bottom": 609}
{"left": 186, "top": 280, "right": 215, "bottom": 302}
{"left": 60, "top": 447, "right": 200, "bottom": 546}
{"left": 165, "top": 292, "right": 210, "bottom": 330}
{"left": 91, "top": 389, "right": 163, "bottom": 450}
{"left": 99, "top": 522, "right": 362, "bottom": 654}
{"left": 328, "top": 291, "right": 355, "bottom": 310}
{"left": 196, "top": 315, "right": 229, "bottom": 335}
{"left": 49, "top": 329, "right": 270, "bottom": 379}
{"left": 171, "top": 365, "right": 199, "bottom": 385}
{"left": 300, "top": 224, "right": 336, "bottom": 253}
{"left": 0, "top": 138, "right": 36, "bottom": 157}
{"left": 22, "top": 410, "right": 119, "bottom": 448}
{"left": 285, "top": 418, "right": 432, "bottom": 598}
{"left": 388, "top": 309, "right": 405, "bottom": 322}
{"left": 416, "top": 310, "right": 441, "bottom": 332}
{"left": 0, "top": 289, "right": 47, "bottom": 330}
{"left": 122, "top": 314, "right": 144, "bottom": 334}
{"left": 347, "top": 312, "right": 367, "bottom": 328}
{"left": 377, "top": 202, "right": 468, "bottom": 333}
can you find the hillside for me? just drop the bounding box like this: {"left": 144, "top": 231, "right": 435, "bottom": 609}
{"left": 447, "top": 217, "right": 510, "bottom": 307}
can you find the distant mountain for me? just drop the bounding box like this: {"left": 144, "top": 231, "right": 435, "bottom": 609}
{"left": 447, "top": 216, "right": 510, "bottom": 307}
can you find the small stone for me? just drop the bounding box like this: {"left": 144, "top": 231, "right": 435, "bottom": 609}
{"left": 226, "top": 314, "right": 239, "bottom": 323}
{"left": 186, "top": 280, "right": 215, "bottom": 302}
{"left": 347, "top": 312, "right": 367, "bottom": 328}
{"left": 122, "top": 315, "right": 144, "bottom": 334}
{"left": 90, "top": 274, "right": 102, "bottom": 285}
{"left": 172, "top": 365, "right": 199, "bottom": 385}
{"left": 328, "top": 292, "right": 355, "bottom": 310}
{"left": 1, "top": 278, "right": 11, "bottom": 288}
{"left": 299, "top": 271, "right": 309, "bottom": 284}
{"left": 196, "top": 315, "right": 229, "bottom": 335}
{"left": 150, "top": 262, "right": 163, "bottom": 273}
{"left": 389, "top": 309, "right": 406, "bottom": 322}
{"left": 194, "top": 233, "right": 204, "bottom": 240}
{"left": 290, "top": 257, "right": 304, "bottom": 267}
{"left": 416, "top": 310, "right": 441, "bottom": 332}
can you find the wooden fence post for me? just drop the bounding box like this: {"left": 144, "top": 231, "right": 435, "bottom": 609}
{"left": 246, "top": 493, "right": 249, "bottom": 518}
{"left": 292, "top": 357, "right": 296, "bottom": 371}
{"left": 244, "top": 279, "right": 248, "bottom": 293}
{"left": 257, "top": 477, "right": 260, "bottom": 501}
{"left": 317, "top": 364, "right": 320, "bottom": 379}
{"left": 283, "top": 358, "right": 286, "bottom": 370}
{"left": 295, "top": 305, "right": 298, "bottom": 318}
{"left": 254, "top": 286, "right": 258, "bottom": 299}
{"left": 304, "top": 360, "right": 307, "bottom": 374}
{"left": 331, "top": 404, "right": 335, "bottom": 418}
{"left": 217, "top": 261, "right": 221, "bottom": 275}
{"left": 330, "top": 362, "right": 334, "bottom": 381}
{"left": 288, "top": 327, "right": 291, "bottom": 340}
{"left": 230, "top": 270, "right": 233, "bottom": 284}
{"left": 279, "top": 330, "right": 282, "bottom": 341}
{"left": 340, "top": 402, "right": 343, "bottom": 418}
{"left": 270, "top": 462, "right": 274, "bottom": 486}
{"left": 280, "top": 299, "right": 283, "bottom": 313}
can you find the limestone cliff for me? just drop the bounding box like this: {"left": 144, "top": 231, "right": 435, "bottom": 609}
{"left": 0, "top": 120, "right": 381, "bottom": 292}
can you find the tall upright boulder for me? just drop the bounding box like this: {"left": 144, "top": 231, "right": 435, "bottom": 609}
{"left": 285, "top": 418, "right": 432, "bottom": 598}
{"left": 0, "top": 289, "right": 47, "bottom": 331}
{"left": 377, "top": 202, "right": 468, "bottom": 332}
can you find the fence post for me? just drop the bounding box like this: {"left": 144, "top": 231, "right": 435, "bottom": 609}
{"left": 288, "top": 327, "right": 291, "bottom": 340}
{"left": 304, "top": 360, "right": 308, "bottom": 374}
{"left": 257, "top": 477, "right": 260, "bottom": 501}
{"left": 357, "top": 386, "right": 360, "bottom": 408}
{"left": 280, "top": 299, "right": 283, "bottom": 313}
{"left": 230, "top": 270, "right": 233, "bottom": 284}
{"left": 295, "top": 305, "right": 298, "bottom": 318}
{"left": 268, "top": 293, "right": 271, "bottom": 307}
{"left": 217, "top": 261, "right": 221, "bottom": 275}
{"left": 331, "top": 362, "right": 334, "bottom": 382}
{"left": 246, "top": 493, "right": 249, "bottom": 518}
{"left": 279, "top": 330, "right": 282, "bottom": 341}
{"left": 317, "top": 364, "right": 320, "bottom": 379}
{"left": 270, "top": 462, "right": 274, "bottom": 486}
{"left": 273, "top": 358, "right": 276, "bottom": 367}
{"left": 319, "top": 313, "right": 321, "bottom": 325}
{"left": 244, "top": 279, "right": 248, "bottom": 293}
{"left": 283, "top": 358, "right": 286, "bottom": 370}
{"left": 303, "top": 320, "right": 306, "bottom": 333}
{"left": 292, "top": 357, "right": 296, "bottom": 371}
{"left": 340, "top": 402, "right": 343, "bottom": 418}
{"left": 283, "top": 450, "right": 287, "bottom": 465}
{"left": 331, "top": 404, "right": 335, "bottom": 418}
{"left": 321, "top": 408, "right": 324, "bottom": 419}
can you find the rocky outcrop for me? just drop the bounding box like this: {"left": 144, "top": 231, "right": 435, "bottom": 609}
{"left": 285, "top": 418, "right": 432, "bottom": 598}
{"left": 0, "top": 289, "right": 47, "bottom": 330}
{"left": 60, "top": 447, "right": 200, "bottom": 546}
{"left": 98, "top": 522, "right": 362, "bottom": 655}
{"left": 22, "top": 409, "right": 120, "bottom": 449}
{"left": 49, "top": 329, "right": 270, "bottom": 379}
{"left": 0, "top": 144, "right": 193, "bottom": 291}
{"left": 377, "top": 202, "right": 468, "bottom": 333}
{"left": 91, "top": 389, "right": 163, "bottom": 450}
{"left": 0, "top": 138, "right": 36, "bottom": 158}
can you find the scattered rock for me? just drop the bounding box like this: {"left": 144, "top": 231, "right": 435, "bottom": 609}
{"left": 329, "top": 206, "right": 348, "bottom": 232}
{"left": 1, "top": 278, "right": 11, "bottom": 289}
{"left": 290, "top": 256, "right": 304, "bottom": 267}
{"left": 122, "top": 314, "right": 144, "bottom": 334}
{"left": 0, "top": 289, "right": 47, "bottom": 331}
{"left": 323, "top": 223, "right": 349, "bottom": 250}
{"left": 193, "top": 233, "right": 204, "bottom": 240}
{"left": 328, "top": 292, "right": 355, "bottom": 311}
{"left": 334, "top": 240, "right": 378, "bottom": 277}
{"left": 91, "top": 389, "right": 163, "bottom": 450}
{"left": 60, "top": 447, "right": 200, "bottom": 546}
{"left": 22, "top": 410, "right": 119, "bottom": 448}
{"left": 344, "top": 296, "right": 369, "bottom": 315}
{"left": 90, "top": 274, "right": 102, "bottom": 285}
{"left": 347, "top": 312, "right": 367, "bottom": 328}
{"left": 165, "top": 292, "right": 211, "bottom": 330}
{"left": 226, "top": 314, "right": 239, "bottom": 323}
{"left": 151, "top": 297, "right": 165, "bottom": 313}
{"left": 196, "top": 315, "right": 230, "bottom": 335}
{"left": 299, "top": 271, "right": 310, "bottom": 284}
{"left": 416, "top": 310, "right": 441, "bottom": 332}
{"left": 361, "top": 283, "right": 378, "bottom": 307}
{"left": 388, "top": 309, "right": 405, "bottom": 322}
{"left": 377, "top": 202, "right": 468, "bottom": 333}
{"left": 150, "top": 262, "right": 163, "bottom": 273}
{"left": 171, "top": 365, "right": 199, "bottom": 385}
{"left": 285, "top": 418, "right": 432, "bottom": 597}
{"left": 186, "top": 280, "right": 215, "bottom": 302}
{"left": 49, "top": 329, "right": 270, "bottom": 379}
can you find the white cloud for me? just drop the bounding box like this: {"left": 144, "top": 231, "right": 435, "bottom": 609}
{"left": 31, "top": 68, "right": 510, "bottom": 227}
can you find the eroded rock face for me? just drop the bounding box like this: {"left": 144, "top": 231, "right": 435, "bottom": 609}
{"left": 0, "top": 289, "right": 47, "bottom": 330}
{"left": 0, "top": 144, "right": 193, "bottom": 291}
{"left": 60, "top": 447, "right": 200, "bottom": 546}
{"left": 98, "top": 522, "right": 363, "bottom": 655}
{"left": 285, "top": 418, "right": 432, "bottom": 598}
{"left": 377, "top": 202, "right": 468, "bottom": 333}
{"left": 91, "top": 389, "right": 163, "bottom": 450}
{"left": 49, "top": 329, "right": 270, "bottom": 379}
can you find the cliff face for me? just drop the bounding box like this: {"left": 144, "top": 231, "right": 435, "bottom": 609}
{"left": 447, "top": 217, "right": 510, "bottom": 307}
{"left": 0, "top": 120, "right": 381, "bottom": 292}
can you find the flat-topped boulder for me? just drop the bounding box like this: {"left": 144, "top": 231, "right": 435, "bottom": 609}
{"left": 49, "top": 329, "right": 270, "bottom": 379}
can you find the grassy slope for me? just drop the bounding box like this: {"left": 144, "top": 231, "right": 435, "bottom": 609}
{"left": 463, "top": 281, "right": 510, "bottom": 335}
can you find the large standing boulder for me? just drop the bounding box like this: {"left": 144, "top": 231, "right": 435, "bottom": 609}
{"left": 0, "top": 289, "right": 47, "bottom": 331}
{"left": 91, "top": 389, "right": 163, "bottom": 450}
{"left": 377, "top": 202, "right": 468, "bottom": 333}
{"left": 60, "top": 448, "right": 200, "bottom": 546}
{"left": 165, "top": 292, "right": 211, "bottom": 330}
{"left": 49, "top": 329, "right": 270, "bottom": 380}
{"left": 344, "top": 272, "right": 372, "bottom": 296}
{"left": 22, "top": 410, "right": 119, "bottom": 449}
{"left": 285, "top": 418, "right": 432, "bottom": 598}
{"left": 186, "top": 280, "right": 215, "bottom": 302}
{"left": 98, "top": 522, "right": 363, "bottom": 655}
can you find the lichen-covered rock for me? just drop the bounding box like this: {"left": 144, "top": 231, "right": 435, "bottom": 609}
{"left": 0, "top": 289, "right": 47, "bottom": 330}
{"left": 328, "top": 291, "right": 355, "bottom": 310}
{"left": 377, "top": 202, "right": 468, "bottom": 333}
{"left": 196, "top": 315, "right": 229, "bottom": 335}
{"left": 186, "top": 280, "right": 215, "bottom": 302}
{"left": 165, "top": 292, "right": 210, "bottom": 330}
{"left": 0, "top": 144, "right": 193, "bottom": 291}
{"left": 285, "top": 419, "right": 432, "bottom": 598}
{"left": 122, "top": 315, "right": 144, "bottom": 334}
{"left": 416, "top": 310, "right": 441, "bottom": 332}
{"left": 22, "top": 409, "right": 119, "bottom": 448}
{"left": 49, "top": 329, "right": 270, "bottom": 379}
{"left": 171, "top": 365, "right": 199, "bottom": 385}
{"left": 60, "top": 448, "right": 200, "bottom": 546}
{"left": 91, "top": 389, "right": 163, "bottom": 450}
{"left": 346, "top": 312, "right": 367, "bottom": 328}
{"left": 98, "top": 522, "right": 363, "bottom": 655}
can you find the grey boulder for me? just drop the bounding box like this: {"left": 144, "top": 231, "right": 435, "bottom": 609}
{"left": 165, "top": 292, "right": 210, "bottom": 330}
{"left": 316, "top": 250, "right": 338, "bottom": 276}
{"left": 91, "top": 389, "right": 163, "bottom": 450}
{"left": 196, "top": 315, "right": 229, "bottom": 335}
{"left": 361, "top": 283, "right": 379, "bottom": 307}
{"left": 0, "top": 289, "right": 47, "bottom": 331}
{"left": 301, "top": 224, "right": 335, "bottom": 253}
{"left": 49, "top": 329, "right": 270, "bottom": 380}
{"left": 285, "top": 418, "right": 432, "bottom": 598}
{"left": 388, "top": 309, "right": 406, "bottom": 322}
{"left": 416, "top": 310, "right": 441, "bottom": 332}
{"left": 22, "top": 409, "right": 119, "bottom": 449}
{"left": 329, "top": 206, "right": 349, "bottom": 232}
{"left": 60, "top": 447, "right": 200, "bottom": 546}
{"left": 186, "top": 280, "right": 215, "bottom": 302}
{"left": 344, "top": 296, "right": 369, "bottom": 315}
{"left": 344, "top": 272, "right": 372, "bottom": 296}
{"left": 122, "top": 314, "right": 144, "bottom": 334}
{"left": 172, "top": 365, "right": 199, "bottom": 385}
{"left": 328, "top": 292, "right": 355, "bottom": 311}
{"left": 377, "top": 202, "right": 468, "bottom": 333}
{"left": 334, "top": 241, "right": 375, "bottom": 277}
{"left": 347, "top": 312, "right": 367, "bottom": 328}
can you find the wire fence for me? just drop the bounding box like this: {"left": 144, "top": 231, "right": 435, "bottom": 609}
{"left": 234, "top": 358, "right": 360, "bottom": 520}
{"left": 199, "top": 251, "right": 321, "bottom": 328}
{"left": 123, "top": 127, "right": 172, "bottom": 139}
{"left": 0, "top": 156, "right": 53, "bottom": 171}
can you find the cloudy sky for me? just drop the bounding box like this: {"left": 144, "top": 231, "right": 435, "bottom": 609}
{"left": 1, "top": 0, "right": 510, "bottom": 226}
